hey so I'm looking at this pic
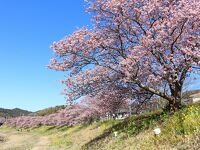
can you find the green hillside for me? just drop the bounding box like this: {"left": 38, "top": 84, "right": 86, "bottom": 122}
{"left": 32, "top": 105, "right": 65, "bottom": 116}
{"left": 0, "top": 105, "right": 65, "bottom": 118}
{"left": 0, "top": 108, "right": 32, "bottom": 118}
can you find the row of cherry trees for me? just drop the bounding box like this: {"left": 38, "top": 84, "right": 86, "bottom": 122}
{"left": 4, "top": 107, "right": 94, "bottom": 128}
{"left": 49, "top": 0, "right": 200, "bottom": 112}
{"left": 4, "top": 96, "right": 128, "bottom": 128}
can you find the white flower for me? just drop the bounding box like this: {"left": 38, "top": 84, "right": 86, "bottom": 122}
{"left": 153, "top": 128, "right": 161, "bottom": 135}
{"left": 114, "top": 131, "right": 118, "bottom": 137}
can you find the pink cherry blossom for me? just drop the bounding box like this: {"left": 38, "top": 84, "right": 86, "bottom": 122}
{"left": 48, "top": 0, "right": 200, "bottom": 113}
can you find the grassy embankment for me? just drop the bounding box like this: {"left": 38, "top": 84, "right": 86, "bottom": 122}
{"left": 0, "top": 103, "right": 200, "bottom": 150}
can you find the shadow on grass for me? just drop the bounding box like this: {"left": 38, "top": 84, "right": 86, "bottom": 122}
{"left": 56, "top": 125, "right": 72, "bottom": 132}
{"left": 82, "top": 110, "right": 165, "bottom": 150}
{"left": 44, "top": 126, "right": 57, "bottom": 131}
{"left": 72, "top": 124, "right": 89, "bottom": 133}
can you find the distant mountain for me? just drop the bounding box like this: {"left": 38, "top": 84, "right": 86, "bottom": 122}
{"left": 31, "top": 105, "right": 65, "bottom": 116}
{"left": 0, "top": 108, "right": 32, "bottom": 118}
{"left": 0, "top": 105, "right": 66, "bottom": 118}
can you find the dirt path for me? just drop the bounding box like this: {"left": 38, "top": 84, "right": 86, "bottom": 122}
{"left": 31, "top": 136, "right": 50, "bottom": 150}
{"left": 0, "top": 131, "right": 51, "bottom": 150}
{"left": 0, "top": 132, "right": 31, "bottom": 149}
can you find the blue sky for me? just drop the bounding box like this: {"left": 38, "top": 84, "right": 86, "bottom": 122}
{"left": 0, "top": 0, "right": 91, "bottom": 111}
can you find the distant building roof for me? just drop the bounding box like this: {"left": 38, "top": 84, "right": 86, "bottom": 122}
{"left": 115, "top": 108, "right": 129, "bottom": 113}
{"left": 190, "top": 93, "right": 200, "bottom": 98}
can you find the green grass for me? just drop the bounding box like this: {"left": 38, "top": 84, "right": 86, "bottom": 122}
{"left": 0, "top": 103, "right": 200, "bottom": 150}
{"left": 82, "top": 103, "right": 200, "bottom": 150}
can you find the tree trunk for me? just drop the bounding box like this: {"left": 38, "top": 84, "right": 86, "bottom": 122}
{"left": 168, "top": 88, "right": 182, "bottom": 112}
{"left": 168, "top": 99, "right": 182, "bottom": 112}
{"left": 166, "top": 79, "right": 183, "bottom": 112}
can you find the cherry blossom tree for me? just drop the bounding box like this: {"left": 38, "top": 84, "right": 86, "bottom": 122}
{"left": 49, "top": 0, "right": 200, "bottom": 112}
